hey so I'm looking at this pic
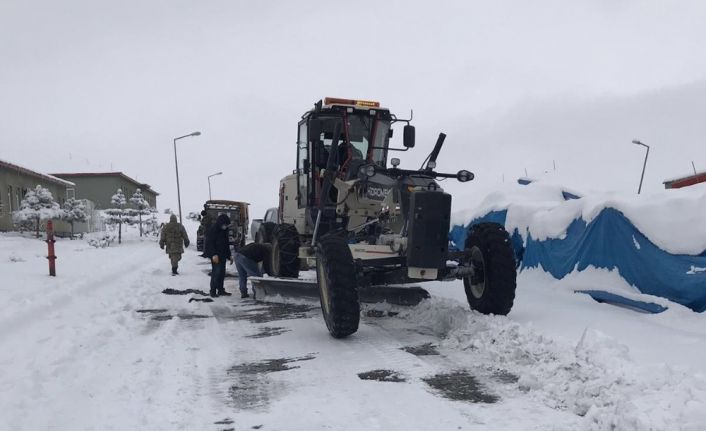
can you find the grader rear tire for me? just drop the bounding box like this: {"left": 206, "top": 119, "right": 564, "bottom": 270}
{"left": 256, "top": 222, "right": 276, "bottom": 244}
{"left": 269, "top": 224, "right": 300, "bottom": 278}
{"left": 316, "top": 235, "right": 360, "bottom": 338}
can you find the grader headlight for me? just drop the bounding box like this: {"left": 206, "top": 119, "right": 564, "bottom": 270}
{"left": 359, "top": 164, "right": 376, "bottom": 178}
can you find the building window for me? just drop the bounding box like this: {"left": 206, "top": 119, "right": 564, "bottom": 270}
{"left": 7, "top": 187, "right": 11, "bottom": 212}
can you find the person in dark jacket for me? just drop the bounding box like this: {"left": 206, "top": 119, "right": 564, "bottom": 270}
{"left": 234, "top": 242, "right": 271, "bottom": 298}
{"left": 204, "top": 213, "right": 233, "bottom": 297}
{"left": 199, "top": 205, "right": 214, "bottom": 258}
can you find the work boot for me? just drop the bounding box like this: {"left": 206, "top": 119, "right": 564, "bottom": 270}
{"left": 210, "top": 290, "right": 219, "bottom": 298}
{"left": 218, "top": 290, "right": 232, "bottom": 296}
{"left": 172, "top": 266, "right": 178, "bottom": 275}
{"left": 241, "top": 292, "right": 250, "bottom": 299}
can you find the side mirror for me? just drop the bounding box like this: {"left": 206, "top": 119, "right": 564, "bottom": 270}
{"left": 403, "top": 125, "right": 415, "bottom": 148}
{"left": 309, "top": 119, "right": 321, "bottom": 143}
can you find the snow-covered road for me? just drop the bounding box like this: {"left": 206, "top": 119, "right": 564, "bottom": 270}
{"left": 2, "top": 232, "right": 706, "bottom": 430}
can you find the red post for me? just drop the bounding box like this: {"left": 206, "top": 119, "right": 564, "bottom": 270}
{"left": 46, "top": 220, "right": 57, "bottom": 276}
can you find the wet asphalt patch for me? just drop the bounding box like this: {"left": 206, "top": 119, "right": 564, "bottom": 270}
{"left": 162, "top": 288, "right": 210, "bottom": 296}
{"left": 136, "top": 309, "right": 168, "bottom": 314}
{"left": 229, "top": 355, "right": 316, "bottom": 375}
{"left": 214, "top": 302, "right": 316, "bottom": 324}
{"left": 492, "top": 369, "right": 520, "bottom": 384}
{"left": 151, "top": 313, "right": 211, "bottom": 321}
{"left": 400, "top": 343, "right": 440, "bottom": 356}
{"left": 365, "top": 309, "right": 400, "bottom": 318}
{"left": 357, "top": 369, "right": 406, "bottom": 383}
{"left": 246, "top": 326, "right": 291, "bottom": 339}
{"left": 226, "top": 354, "right": 316, "bottom": 411}
{"left": 423, "top": 371, "right": 499, "bottom": 404}
{"left": 188, "top": 297, "right": 214, "bottom": 303}
{"left": 214, "top": 418, "right": 234, "bottom": 425}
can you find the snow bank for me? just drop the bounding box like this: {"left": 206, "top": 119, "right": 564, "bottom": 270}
{"left": 456, "top": 181, "right": 706, "bottom": 255}
{"left": 399, "top": 298, "right": 706, "bottom": 430}
{"left": 449, "top": 180, "right": 706, "bottom": 311}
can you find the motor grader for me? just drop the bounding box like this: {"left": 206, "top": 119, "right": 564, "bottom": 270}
{"left": 264, "top": 97, "right": 517, "bottom": 338}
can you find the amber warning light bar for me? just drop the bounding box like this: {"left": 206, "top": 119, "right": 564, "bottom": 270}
{"left": 324, "top": 97, "right": 380, "bottom": 108}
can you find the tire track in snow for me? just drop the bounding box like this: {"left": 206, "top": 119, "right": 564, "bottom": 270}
{"left": 0, "top": 244, "right": 165, "bottom": 341}
{"left": 0, "top": 247, "right": 221, "bottom": 430}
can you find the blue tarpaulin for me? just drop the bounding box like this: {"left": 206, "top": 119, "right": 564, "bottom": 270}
{"left": 450, "top": 207, "right": 706, "bottom": 312}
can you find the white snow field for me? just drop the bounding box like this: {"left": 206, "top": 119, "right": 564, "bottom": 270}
{"left": 2, "top": 223, "right": 706, "bottom": 430}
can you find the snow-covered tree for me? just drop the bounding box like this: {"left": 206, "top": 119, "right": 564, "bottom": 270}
{"left": 143, "top": 210, "right": 161, "bottom": 237}
{"left": 128, "top": 188, "right": 151, "bottom": 237}
{"left": 103, "top": 188, "right": 127, "bottom": 244}
{"left": 12, "top": 185, "right": 63, "bottom": 237}
{"left": 61, "top": 197, "right": 88, "bottom": 238}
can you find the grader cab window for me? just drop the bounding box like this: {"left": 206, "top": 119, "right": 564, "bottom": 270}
{"left": 312, "top": 114, "right": 391, "bottom": 169}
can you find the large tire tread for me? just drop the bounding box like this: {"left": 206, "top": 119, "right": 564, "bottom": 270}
{"left": 258, "top": 222, "right": 277, "bottom": 244}
{"left": 270, "top": 224, "right": 300, "bottom": 277}
{"left": 317, "top": 235, "right": 360, "bottom": 338}
{"left": 464, "top": 223, "right": 517, "bottom": 315}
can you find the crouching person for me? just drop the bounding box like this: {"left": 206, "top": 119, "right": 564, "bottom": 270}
{"left": 234, "top": 242, "right": 272, "bottom": 299}
{"left": 205, "top": 214, "right": 233, "bottom": 297}
{"left": 159, "top": 214, "right": 190, "bottom": 275}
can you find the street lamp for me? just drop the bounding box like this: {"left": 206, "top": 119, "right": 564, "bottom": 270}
{"left": 208, "top": 171, "right": 222, "bottom": 200}
{"left": 173, "top": 131, "right": 201, "bottom": 224}
{"left": 632, "top": 139, "right": 650, "bottom": 194}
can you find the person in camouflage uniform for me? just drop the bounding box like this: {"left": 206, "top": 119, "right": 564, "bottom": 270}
{"left": 160, "top": 214, "right": 190, "bottom": 275}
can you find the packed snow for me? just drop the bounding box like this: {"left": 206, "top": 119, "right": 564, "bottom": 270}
{"left": 453, "top": 181, "right": 706, "bottom": 255}
{"left": 1, "top": 216, "right": 706, "bottom": 430}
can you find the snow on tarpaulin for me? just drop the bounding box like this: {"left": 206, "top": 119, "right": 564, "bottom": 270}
{"left": 449, "top": 182, "right": 706, "bottom": 312}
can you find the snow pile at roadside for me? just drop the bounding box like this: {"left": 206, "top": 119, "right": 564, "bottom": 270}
{"left": 455, "top": 181, "right": 706, "bottom": 255}
{"left": 399, "top": 298, "right": 706, "bottom": 430}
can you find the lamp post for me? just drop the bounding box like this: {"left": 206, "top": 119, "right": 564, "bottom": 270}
{"left": 173, "top": 131, "right": 201, "bottom": 224}
{"left": 632, "top": 139, "right": 650, "bottom": 194}
{"left": 208, "top": 172, "right": 222, "bottom": 200}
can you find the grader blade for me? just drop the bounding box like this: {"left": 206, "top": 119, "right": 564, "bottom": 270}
{"left": 250, "top": 277, "right": 429, "bottom": 306}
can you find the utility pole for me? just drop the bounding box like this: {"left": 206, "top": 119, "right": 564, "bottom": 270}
{"left": 173, "top": 131, "right": 201, "bottom": 224}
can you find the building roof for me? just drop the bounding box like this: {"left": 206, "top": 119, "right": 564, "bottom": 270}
{"left": 0, "top": 158, "right": 76, "bottom": 187}
{"left": 50, "top": 172, "right": 159, "bottom": 195}
{"left": 663, "top": 170, "right": 706, "bottom": 184}
{"left": 663, "top": 171, "right": 706, "bottom": 189}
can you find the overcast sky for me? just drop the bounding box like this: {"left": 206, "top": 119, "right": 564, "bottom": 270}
{"left": 2, "top": 0, "right": 706, "bottom": 219}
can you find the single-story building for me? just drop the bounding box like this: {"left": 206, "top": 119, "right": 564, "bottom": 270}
{"left": 0, "top": 159, "right": 76, "bottom": 232}
{"left": 50, "top": 172, "right": 158, "bottom": 209}
{"left": 663, "top": 170, "right": 706, "bottom": 189}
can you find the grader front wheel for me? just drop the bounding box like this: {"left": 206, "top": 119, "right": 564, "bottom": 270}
{"left": 316, "top": 235, "right": 360, "bottom": 338}
{"left": 463, "top": 223, "right": 517, "bottom": 315}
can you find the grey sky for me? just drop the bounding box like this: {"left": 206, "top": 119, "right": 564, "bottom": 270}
{"left": 2, "top": 0, "right": 706, "bottom": 219}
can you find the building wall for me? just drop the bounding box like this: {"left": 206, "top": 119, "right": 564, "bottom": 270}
{"left": 55, "top": 176, "right": 158, "bottom": 209}
{"left": 0, "top": 166, "right": 70, "bottom": 232}
{"left": 62, "top": 177, "right": 120, "bottom": 209}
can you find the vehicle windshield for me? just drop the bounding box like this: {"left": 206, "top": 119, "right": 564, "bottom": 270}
{"left": 317, "top": 113, "right": 390, "bottom": 167}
